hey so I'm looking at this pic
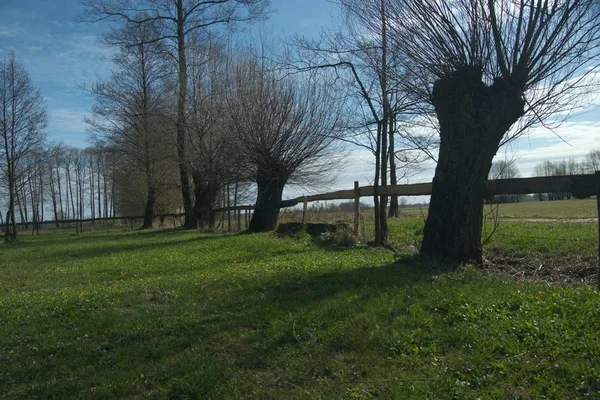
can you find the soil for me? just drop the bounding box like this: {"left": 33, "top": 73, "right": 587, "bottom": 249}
{"left": 482, "top": 248, "right": 598, "bottom": 286}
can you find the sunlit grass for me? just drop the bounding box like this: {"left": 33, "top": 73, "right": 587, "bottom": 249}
{"left": 396, "top": 198, "right": 597, "bottom": 220}
{"left": 1, "top": 227, "right": 599, "bottom": 398}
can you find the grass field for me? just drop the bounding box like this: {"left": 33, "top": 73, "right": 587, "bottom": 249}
{"left": 1, "top": 223, "right": 599, "bottom": 398}
{"left": 398, "top": 198, "right": 598, "bottom": 219}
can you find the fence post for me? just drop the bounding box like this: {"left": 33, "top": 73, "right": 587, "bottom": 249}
{"left": 595, "top": 171, "right": 600, "bottom": 289}
{"left": 302, "top": 196, "right": 308, "bottom": 226}
{"left": 354, "top": 181, "right": 360, "bottom": 236}
{"left": 130, "top": 217, "right": 133, "bottom": 231}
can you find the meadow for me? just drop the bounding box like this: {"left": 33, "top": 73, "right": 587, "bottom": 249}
{"left": 1, "top": 200, "right": 599, "bottom": 398}
{"left": 398, "top": 198, "right": 598, "bottom": 220}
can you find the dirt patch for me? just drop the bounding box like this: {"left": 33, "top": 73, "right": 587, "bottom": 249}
{"left": 482, "top": 248, "right": 598, "bottom": 286}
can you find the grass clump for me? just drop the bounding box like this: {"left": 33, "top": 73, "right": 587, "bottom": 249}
{"left": 324, "top": 227, "right": 360, "bottom": 247}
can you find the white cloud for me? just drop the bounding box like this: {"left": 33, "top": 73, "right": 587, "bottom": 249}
{"left": 501, "top": 120, "right": 600, "bottom": 175}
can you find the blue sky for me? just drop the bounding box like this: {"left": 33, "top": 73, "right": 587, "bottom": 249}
{"left": 0, "top": 0, "right": 336, "bottom": 148}
{"left": 1, "top": 0, "right": 599, "bottom": 197}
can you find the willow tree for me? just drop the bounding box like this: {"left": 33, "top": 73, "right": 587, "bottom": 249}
{"left": 226, "top": 58, "right": 342, "bottom": 232}
{"left": 81, "top": 0, "right": 269, "bottom": 229}
{"left": 386, "top": 0, "right": 600, "bottom": 263}
{"left": 186, "top": 42, "right": 237, "bottom": 229}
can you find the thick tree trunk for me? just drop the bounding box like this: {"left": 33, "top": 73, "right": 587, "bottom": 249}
{"left": 5, "top": 191, "right": 16, "bottom": 242}
{"left": 192, "top": 175, "right": 217, "bottom": 230}
{"left": 141, "top": 186, "right": 155, "bottom": 229}
{"left": 421, "top": 67, "right": 525, "bottom": 264}
{"left": 248, "top": 177, "right": 285, "bottom": 233}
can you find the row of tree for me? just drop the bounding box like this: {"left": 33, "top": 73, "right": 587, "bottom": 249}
{"left": 532, "top": 150, "right": 600, "bottom": 200}
{"left": 486, "top": 149, "right": 600, "bottom": 203}
{"left": 79, "top": 0, "right": 434, "bottom": 243}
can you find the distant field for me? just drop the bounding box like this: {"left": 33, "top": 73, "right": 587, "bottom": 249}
{"left": 399, "top": 198, "right": 597, "bottom": 219}
{"left": 1, "top": 228, "right": 599, "bottom": 398}
{"left": 387, "top": 217, "right": 597, "bottom": 256}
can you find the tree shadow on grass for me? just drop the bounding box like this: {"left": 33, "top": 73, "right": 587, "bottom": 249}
{"left": 29, "top": 233, "right": 231, "bottom": 264}
{"left": 2, "top": 246, "right": 451, "bottom": 398}
{"left": 264, "top": 254, "right": 441, "bottom": 307}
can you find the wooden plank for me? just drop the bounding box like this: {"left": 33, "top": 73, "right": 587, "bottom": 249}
{"left": 487, "top": 174, "right": 596, "bottom": 198}
{"left": 213, "top": 205, "right": 254, "bottom": 213}
{"left": 280, "top": 188, "right": 355, "bottom": 208}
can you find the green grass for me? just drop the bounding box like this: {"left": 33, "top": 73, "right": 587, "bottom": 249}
{"left": 387, "top": 217, "right": 597, "bottom": 255}
{"left": 1, "top": 228, "right": 599, "bottom": 398}
{"left": 492, "top": 199, "right": 598, "bottom": 219}
{"left": 399, "top": 198, "right": 598, "bottom": 220}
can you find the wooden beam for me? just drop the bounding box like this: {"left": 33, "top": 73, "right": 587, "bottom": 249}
{"left": 487, "top": 174, "right": 596, "bottom": 198}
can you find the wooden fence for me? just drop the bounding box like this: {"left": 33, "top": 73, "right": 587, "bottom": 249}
{"left": 278, "top": 173, "right": 599, "bottom": 234}
{"left": 276, "top": 172, "right": 600, "bottom": 288}
{"left": 3, "top": 173, "right": 598, "bottom": 232}
{"left": 2, "top": 172, "right": 599, "bottom": 285}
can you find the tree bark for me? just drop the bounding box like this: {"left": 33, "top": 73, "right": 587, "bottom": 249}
{"left": 388, "top": 115, "right": 399, "bottom": 217}
{"left": 192, "top": 175, "right": 217, "bottom": 230}
{"left": 248, "top": 177, "right": 285, "bottom": 233}
{"left": 49, "top": 166, "right": 59, "bottom": 228}
{"left": 5, "top": 190, "right": 16, "bottom": 242}
{"left": 56, "top": 159, "right": 64, "bottom": 220}
{"left": 421, "top": 67, "right": 525, "bottom": 264}
{"left": 373, "top": 123, "right": 382, "bottom": 244}
{"left": 176, "top": 0, "right": 194, "bottom": 229}
{"left": 141, "top": 186, "right": 155, "bottom": 229}
{"left": 376, "top": 0, "right": 389, "bottom": 244}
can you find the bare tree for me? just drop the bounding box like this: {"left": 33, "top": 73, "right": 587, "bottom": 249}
{"left": 185, "top": 40, "right": 239, "bottom": 229}
{"left": 226, "top": 57, "right": 343, "bottom": 232}
{"left": 81, "top": 0, "right": 270, "bottom": 229}
{"left": 489, "top": 159, "right": 521, "bottom": 203}
{"left": 86, "top": 19, "right": 176, "bottom": 229}
{"left": 296, "top": 0, "right": 435, "bottom": 244}
{"left": 0, "top": 52, "right": 47, "bottom": 242}
{"left": 386, "top": 0, "right": 600, "bottom": 263}
{"left": 583, "top": 149, "right": 600, "bottom": 173}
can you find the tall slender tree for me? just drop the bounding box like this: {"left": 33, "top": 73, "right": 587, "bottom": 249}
{"left": 0, "top": 52, "right": 47, "bottom": 242}
{"left": 296, "top": 0, "right": 433, "bottom": 244}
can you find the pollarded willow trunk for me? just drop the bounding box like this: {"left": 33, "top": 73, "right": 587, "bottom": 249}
{"left": 248, "top": 177, "right": 286, "bottom": 233}
{"left": 192, "top": 176, "right": 218, "bottom": 230}
{"left": 421, "top": 67, "right": 525, "bottom": 264}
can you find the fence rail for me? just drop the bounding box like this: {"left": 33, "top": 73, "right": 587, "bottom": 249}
{"left": 3, "top": 173, "right": 598, "bottom": 231}
{"left": 280, "top": 174, "right": 598, "bottom": 208}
